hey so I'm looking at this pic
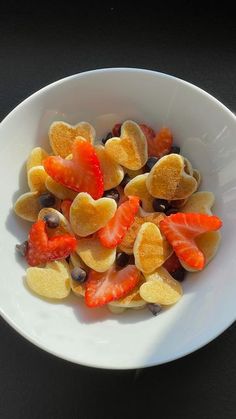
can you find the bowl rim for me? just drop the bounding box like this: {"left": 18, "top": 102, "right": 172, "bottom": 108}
{"left": 1, "top": 67, "right": 236, "bottom": 369}
{"left": 1, "top": 67, "right": 236, "bottom": 127}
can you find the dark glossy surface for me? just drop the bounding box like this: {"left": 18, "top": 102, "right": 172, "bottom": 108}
{"left": 39, "top": 193, "right": 56, "bottom": 208}
{"left": 103, "top": 188, "right": 120, "bottom": 203}
{"left": 71, "top": 267, "right": 87, "bottom": 283}
{"left": 43, "top": 213, "right": 60, "bottom": 229}
{"left": 0, "top": 6, "right": 235, "bottom": 419}
{"left": 145, "top": 156, "right": 159, "bottom": 172}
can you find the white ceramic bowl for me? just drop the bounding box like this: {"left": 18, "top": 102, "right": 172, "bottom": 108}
{"left": 0, "top": 68, "right": 235, "bottom": 369}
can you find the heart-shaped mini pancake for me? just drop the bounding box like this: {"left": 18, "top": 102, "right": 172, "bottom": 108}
{"left": 193, "top": 169, "right": 201, "bottom": 189}
{"left": 14, "top": 191, "right": 42, "bottom": 222}
{"left": 27, "top": 147, "right": 49, "bottom": 172}
{"left": 124, "top": 173, "right": 153, "bottom": 212}
{"left": 49, "top": 121, "right": 95, "bottom": 157}
{"left": 95, "top": 145, "right": 124, "bottom": 190}
{"left": 146, "top": 154, "right": 197, "bottom": 200}
{"left": 183, "top": 157, "right": 193, "bottom": 176}
{"left": 105, "top": 120, "right": 148, "bottom": 170}
{"left": 28, "top": 165, "right": 48, "bottom": 193}
{"left": 140, "top": 267, "right": 183, "bottom": 305}
{"left": 119, "top": 212, "right": 166, "bottom": 254}
{"left": 133, "top": 222, "right": 172, "bottom": 273}
{"left": 26, "top": 259, "right": 71, "bottom": 299}
{"left": 76, "top": 236, "right": 116, "bottom": 272}
{"left": 181, "top": 191, "right": 215, "bottom": 215}
{"left": 70, "top": 192, "right": 117, "bottom": 237}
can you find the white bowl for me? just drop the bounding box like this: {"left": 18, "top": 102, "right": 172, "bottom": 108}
{"left": 0, "top": 68, "right": 235, "bottom": 369}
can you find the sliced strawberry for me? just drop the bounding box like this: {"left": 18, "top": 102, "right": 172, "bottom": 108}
{"left": 139, "top": 123, "right": 156, "bottom": 155}
{"left": 160, "top": 213, "right": 222, "bottom": 270}
{"left": 43, "top": 138, "right": 104, "bottom": 199}
{"left": 61, "top": 199, "right": 72, "bottom": 220}
{"left": 112, "top": 123, "right": 122, "bottom": 137}
{"left": 26, "top": 220, "right": 77, "bottom": 266}
{"left": 98, "top": 196, "right": 140, "bottom": 248}
{"left": 85, "top": 265, "right": 140, "bottom": 307}
{"left": 153, "top": 127, "right": 173, "bottom": 157}
{"left": 146, "top": 127, "right": 173, "bottom": 158}
{"left": 163, "top": 252, "right": 182, "bottom": 273}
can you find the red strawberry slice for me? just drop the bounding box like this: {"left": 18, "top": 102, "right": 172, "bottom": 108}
{"left": 112, "top": 123, "right": 122, "bottom": 137}
{"left": 160, "top": 213, "right": 222, "bottom": 270}
{"left": 98, "top": 196, "right": 140, "bottom": 248}
{"left": 139, "top": 123, "right": 156, "bottom": 155}
{"left": 26, "top": 220, "right": 77, "bottom": 266}
{"left": 163, "top": 252, "right": 182, "bottom": 273}
{"left": 43, "top": 138, "right": 104, "bottom": 199}
{"left": 145, "top": 126, "right": 173, "bottom": 157}
{"left": 61, "top": 199, "right": 72, "bottom": 220}
{"left": 85, "top": 265, "right": 140, "bottom": 307}
{"left": 153, "top": 127, "right": 173, "bottom": 157}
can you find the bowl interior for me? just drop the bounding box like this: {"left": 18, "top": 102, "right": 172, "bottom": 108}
{"left": 0, "top": 68, "right": 235, "bottom": 369}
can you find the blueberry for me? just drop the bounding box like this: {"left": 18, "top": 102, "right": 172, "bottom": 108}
{"left": 39, "top": 193, "right": 56, "bottom": 208}
{"left": 165, "top": 208, "right": 179, "bottom": 216}
{"left": 15, "top": 241, "right": 28, "bottom": 257}
{"left": 102, "top": 132, "right": 113, "bottom": 145}
{"left": 129, "top": 255, "right": 135, "bottom": 265}
{"left": 145, "top": 156, "right": 159, "bottom": 172}
{"left": 116, "top": 252, "right": 130, "bottom": 268}
{"left": 43, "top": 213, "right": 60, "bottom": 228}
{"left": 147, "top": 303, "right": 162, "bottom": 316}
{"left": 169, "top": 145, "right": 180, "bottom": 154}
{"left": 120, "top": 174, "right": 131, "bottom": 188}
{"left": 71, "top": 267, "right": 87, "bottom": 283}
{"left": 103, "top": 188, "right": 120, "bottom": 204}
{"left": 171, "top": 268, "right": 186, "bottom": 282}
{"left": 153, "top": 198, "right": 170, "bottom": 213}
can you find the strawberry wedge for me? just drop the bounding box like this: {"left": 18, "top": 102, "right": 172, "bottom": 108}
{"left": 160, "top": 212, "right": 222, "bottom": 270}
{"left": 26, "top": 220, "right": 77, "bottom": 266}
{"left": 98, "top": 196, "right": 140, "bottom": 248}
{"left": 85, "top": 265, "right": 140, "bottom": 307}
{"left": 43, "top": 138, "right": 104, "bottom": 199}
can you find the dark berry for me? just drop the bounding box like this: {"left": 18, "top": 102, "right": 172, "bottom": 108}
{"left": 43, "top": 213, "right": 60, "bottom": 228}
{"left": 147, "top": 303, "right": 162, "bottom": 316}
{"left": 153, "top": 198, "right": 170, "bottom": 213}
{"left": 112, "top": 123, "right": 122, "bottom": 137}
{"left": 116, "top": 252, "right": 130, "bottom": 268}
{"left": 39, "top": 193, "right": 56, "bottom": 208}
{"left": 103, "top": 188, "right": 120, "bottom": 204}
{"left": 169, "top": 145, "right": 180, "bottom": 154}
{"left": 171, "top": 268, "right": 186, "bottom": 282}
{"left": 120, "top": 174, "right": 131, "bottom": 188}
{"left": 15, "top": 241, "right": 28, "bottom": 257}
{"left": 129, "top": 255, "right": 135, "bottom": 265}
{"left": 145, "top": 156, "right": 159, "bottom": 172}
{"left": 71, "top": 267, "right": 87, "bottom": 283}
{"left": 102, "top": 132, "right": 113, "bottom": 145}
{"left": 165, "top": 208, "right": 179, "bottom": 216}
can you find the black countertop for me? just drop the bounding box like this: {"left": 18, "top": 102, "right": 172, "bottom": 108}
{"left": 0, "top": 6, "right": 235, "bottom": 419}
